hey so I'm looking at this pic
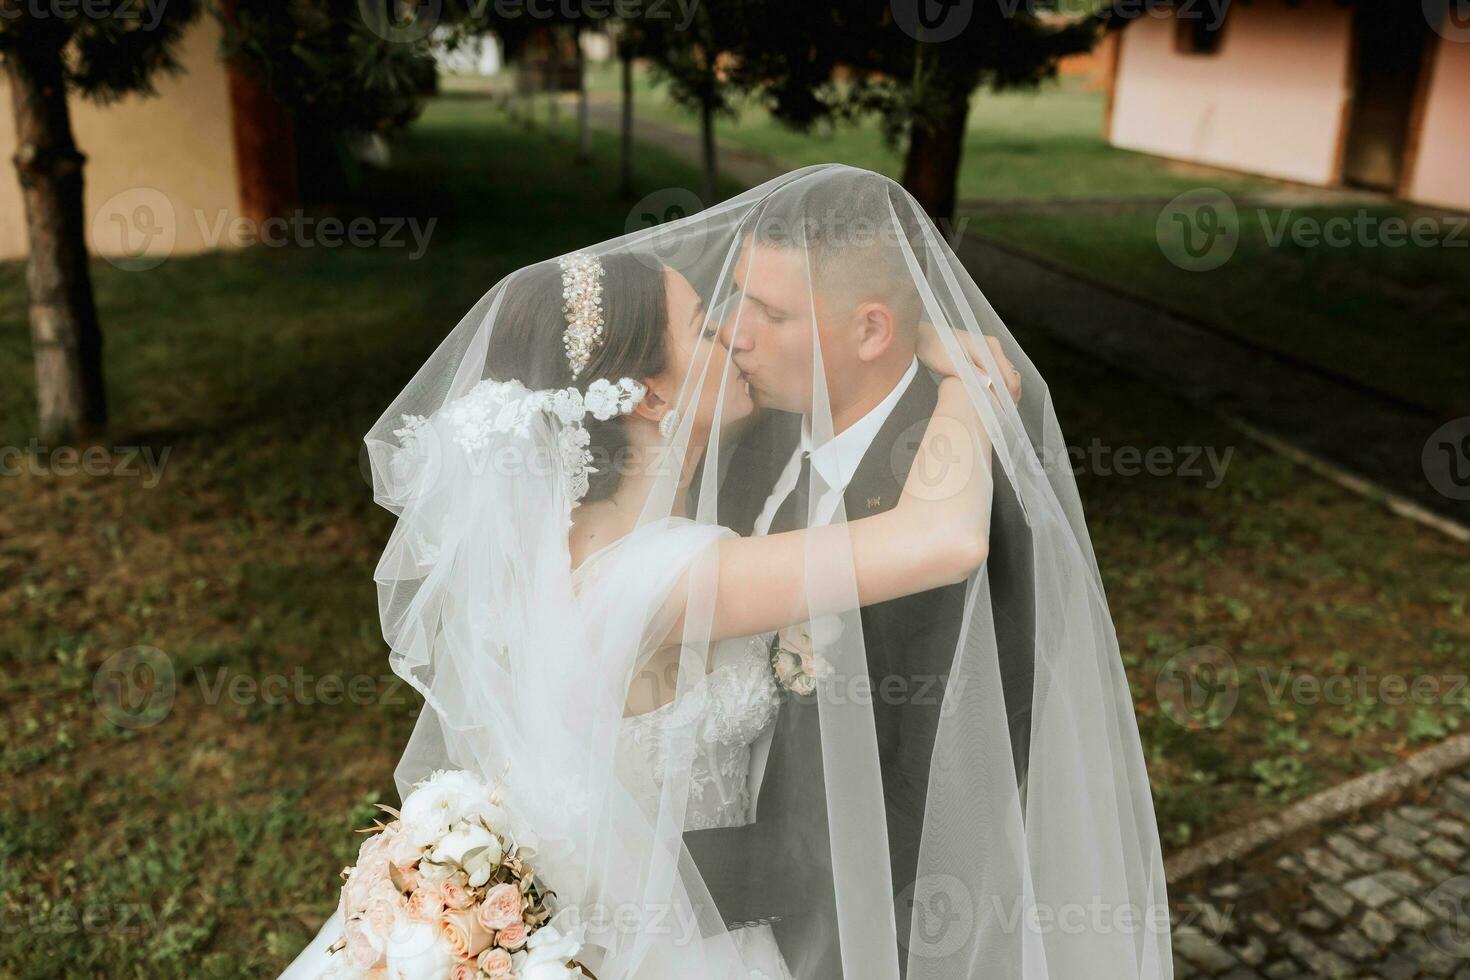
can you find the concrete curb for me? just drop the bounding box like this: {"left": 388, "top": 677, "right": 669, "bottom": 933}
{"left": 1164, "top": 734, "right": 1470, "bottom": 885}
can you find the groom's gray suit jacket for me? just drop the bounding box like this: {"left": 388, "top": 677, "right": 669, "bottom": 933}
{"left": 684, "top": 368, "right": 1035, "bottom": 978}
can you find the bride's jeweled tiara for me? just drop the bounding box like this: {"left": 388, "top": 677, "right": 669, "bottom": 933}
{"left": 559, "top": 252, "right": 606, "bottom": 379}
{"left": 394, "top": 252, "right": 649, "bottom": 518}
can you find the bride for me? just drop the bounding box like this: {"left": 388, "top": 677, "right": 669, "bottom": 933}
{"left": 281, "top": 166, "right": 1171, "bottom": 979}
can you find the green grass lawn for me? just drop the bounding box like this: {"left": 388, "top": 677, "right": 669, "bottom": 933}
{"left": 569, "top": 61, "right": 1469, "bottom": 415}
{"left": 1, "top": 96, "right": 1467, "bottom": 976}
{"left": 576, "top": 62, "right": 1271, "bottom": 202}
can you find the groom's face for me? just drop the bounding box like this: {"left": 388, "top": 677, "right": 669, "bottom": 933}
{"left": 719, "top": 237, "right": 870, "bottom": 417}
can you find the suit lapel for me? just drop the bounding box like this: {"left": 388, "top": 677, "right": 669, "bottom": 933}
{"left": 720, "top": 409, "right": 802, "bottom": 537}
{"left": 843, "top": 367, "right": 940, "bottom": 519}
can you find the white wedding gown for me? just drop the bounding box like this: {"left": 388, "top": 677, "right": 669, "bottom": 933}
{"left": 281, "top": 520, "right": 792, "bottom": 979}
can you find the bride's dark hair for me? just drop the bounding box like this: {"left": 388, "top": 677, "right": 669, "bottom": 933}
{"left": 486, "top": 253, "right": 669, "bottom": 503}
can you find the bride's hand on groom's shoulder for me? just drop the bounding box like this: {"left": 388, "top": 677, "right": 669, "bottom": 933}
{"left": 916, "top": 322, "right": 1023, "bottom": 405}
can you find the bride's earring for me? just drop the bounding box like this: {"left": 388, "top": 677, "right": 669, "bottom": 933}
{"left": 658, "top": 408, "right": 680, "bottom": 439}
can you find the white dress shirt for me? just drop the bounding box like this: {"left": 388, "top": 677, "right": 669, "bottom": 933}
{"left": 751, "top": 358, "right": 920, "bottom": 536}
{"left": 745, "top": 358, "right": 919, "bottom": 808}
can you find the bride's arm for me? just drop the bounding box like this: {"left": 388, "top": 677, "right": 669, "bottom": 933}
{"left": 663, "top": 373, "right": 997, "bottom": 644}
{"left": 709, "top": 376, "right": 992, "bottom": 639}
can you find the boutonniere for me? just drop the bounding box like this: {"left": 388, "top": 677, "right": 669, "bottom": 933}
{"left": 770, "top": 622, "right": 834, "bottom": 698}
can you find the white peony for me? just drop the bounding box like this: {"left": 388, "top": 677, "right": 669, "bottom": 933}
{"left": 384, "top": 913, "right": 453, "bottom": 980}
{"left": 512, "top": 914, "right": 585, "bottom": 980}
{"left": 397, "top": 770, "right": 493, "bottom": 847}
{"left": 431, "top": 820, "right": 503, "bottom": 885}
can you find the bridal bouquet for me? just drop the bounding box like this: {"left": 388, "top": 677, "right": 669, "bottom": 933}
{"left": 327, "top": 770, "right": 590, "bottom": 980}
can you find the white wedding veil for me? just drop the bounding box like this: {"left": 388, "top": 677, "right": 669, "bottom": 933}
{"left": 363, "top": 164, "right": 1171, "bottom": 979}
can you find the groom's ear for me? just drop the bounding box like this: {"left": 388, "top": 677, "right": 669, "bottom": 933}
{"left": 853, "top": 301, "right": 896, "bottom": 363}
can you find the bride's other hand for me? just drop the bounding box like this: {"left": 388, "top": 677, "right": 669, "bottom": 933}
{"left": 917, "top": 322, "right": 1023, "bottom": 404}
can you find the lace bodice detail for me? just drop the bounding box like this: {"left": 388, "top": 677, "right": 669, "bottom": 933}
{"left": 618, "top": 635, "right": 780, "bottom": 831}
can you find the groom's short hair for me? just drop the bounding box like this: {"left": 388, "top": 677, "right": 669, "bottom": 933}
{"left": 753, "top": 169, "right": 927, "bottom": 332}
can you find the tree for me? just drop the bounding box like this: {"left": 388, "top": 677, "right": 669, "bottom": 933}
{"left": 736, "top": 2, "right": 1101, "bottom": 224}
{"left": 1, "top": 0, "right": 200, "bottom": 441}
{"left": 634, "top": 2, "right": 755, "bottom": 204}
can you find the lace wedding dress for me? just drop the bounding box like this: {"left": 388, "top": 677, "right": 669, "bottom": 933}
{"left": 616, "top": 635, "right": 792, "bottom": 979}
{"left": 281, "top": 521, "right": 793, "bottom": 980}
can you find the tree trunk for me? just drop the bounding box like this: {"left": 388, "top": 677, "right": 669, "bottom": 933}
{"left": 575, "top": 35, "right": 591, "bottom": 163}
{"left": 699, "top": 97, "right": 717, "bottom": 205}
{"left": 7, "top": 42, "right": 106, "bottom": 442}
{"left": 618, "top": 48, "right": 635, "bottom": 197}
{"left": 900, "top": 87, "right": 972, "bottom": 230}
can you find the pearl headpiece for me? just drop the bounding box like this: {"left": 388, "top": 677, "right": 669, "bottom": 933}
{"left": 559, "top": 252, "right": 606, "bottom": 378}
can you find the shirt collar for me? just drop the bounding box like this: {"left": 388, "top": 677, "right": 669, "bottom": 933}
{"left": 800, "top": 358, "right": 919, "bottom": 493}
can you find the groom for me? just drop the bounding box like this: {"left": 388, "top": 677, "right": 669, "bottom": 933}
{"left": 684, "top": 173, "right": 1034, "bottom": 977}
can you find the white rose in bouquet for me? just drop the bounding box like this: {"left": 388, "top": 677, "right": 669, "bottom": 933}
{"left": 511, "top": 913, "right": 585, "bottom": 980}
{"left": 431, "top": 820, "right": 503, "bottom": 887}
{"left": 398, "top": 770, "right": 492, "bottom": 847}
{"left": 384, "top": 913, "right": 453, "bottom": 980}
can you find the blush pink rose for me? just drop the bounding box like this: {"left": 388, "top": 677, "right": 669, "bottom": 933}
{"left": 476, "top": 883, "right": 522, "bottom": 931}
{"left": 406, "top": 883, "right": 446, "bottom": 923}
{"left": 450, "top": 958, "right": 478, "bottom": 980}
{"left": 388, "top": 829, "right": 424, "bottom": 868}
{"left": 494, "top": 919, "right": 527, "bottom": 950}
{"left": 440, "top": 878, "right": 475, "bottom": 910}
{"left": 442, "top": 907, "right": 493, "bottom": 959}
{"left": 343, "top": 916, "right": 386, "bottom": 971}
{"left": 478, "top": 947, "right": 514, "bottom": 978}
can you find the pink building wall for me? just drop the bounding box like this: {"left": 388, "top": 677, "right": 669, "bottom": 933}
{"left": 1109, "top": 1, "right": 1354, "bottom": 186}
{"left": 1407, "top": 37, "right": 1470, "bottom": 213}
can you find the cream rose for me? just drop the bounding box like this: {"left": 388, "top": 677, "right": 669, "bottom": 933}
{"left": 494, "top": 919, "right": 527, "bottom": 950}
{"left": 406, "top": 883, "right": 446, "bottom": 923}
{"left": 476, "top": 883, "right": 522, "bottom": 931}
{"left": 442, "top": 907, "right": 494, "bottom": 959}
{"left": 478, "top": 947, "right": 515, "bottom": 978}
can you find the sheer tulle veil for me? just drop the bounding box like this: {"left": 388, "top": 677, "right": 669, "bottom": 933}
{"left": 361, "top": 164, "right": 1171, "bottom": 979}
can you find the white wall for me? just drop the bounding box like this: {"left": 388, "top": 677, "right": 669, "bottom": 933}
{"left": 0, "top": 18, "right": 240, "bottom": 261}
{"left": 1109, "top": 0, "right": 1353, "bottom": 186}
